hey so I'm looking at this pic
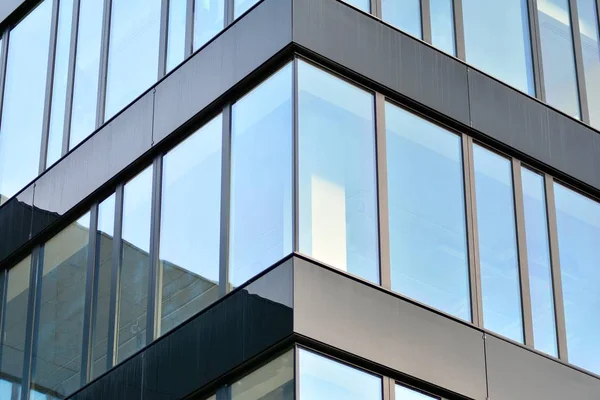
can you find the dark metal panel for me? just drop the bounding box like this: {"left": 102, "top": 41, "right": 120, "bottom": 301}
{"left": 152, "top": 0, "right": 293, "bottom": 143}
{"left": 292, "top": 0, "right": 471, "bottom": 126}
{"left": 0, "top": 185, "right": 33, "bottom": 263}
{"left": 467, "top": 68, "right": 600, "bottom": 193}
{"left": 486, "top": 335, "right": 600, "bottom": 400}
{"left": 292, "top": 256, "right": 487, "bottom": 400}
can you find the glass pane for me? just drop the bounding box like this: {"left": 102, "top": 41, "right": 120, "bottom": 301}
{"left": 117, "top": 167, "right": 153, "bottom": 362}
{"left": 299, "top": 349, "right": 382, "bottom": 400}
{"left": 521, "top": 168, "right": 557, "bottom": 357}
{"left": 341, "top": 0, "right": 370, "bottom": 12}
{"left": 298, "top": 61, "right": 379, "bottom": 284}
{"left": 0, "top": 1, "right": 52, "bottom": 204}
{"left": 0, "top": 256, "right": 31, "bottom": 400}
{"left": 231, "top": 350, "right": 294, "bottom": 400}
{"left": 395, "top": 385, "right": 437, "bottom": 399}
{"left": 385, "top": 102, "right": 470, "bottom": 321}
{"left": 46, "top": 0, "right": 75, "bottom": 168}
{"left": 578, "top": 0, "right": 600, "bottom": 127}
{"left": 69, "top": 0, "right": 104, "bottom": 149}
{"left": 431, "top": 0, "right": 456, "bottom": 56}
{"left": 193, "top": 0, "right": 224, "bottom": 51}
{"left": 537, "top": 0, "right": 580, "bottom": 118}
{"left": 159, "top": 115, "right": 221, "bottom": 335}
{"left": 0, "top": 380, "right": 19, "bottom": 400}
{"left": 472, "top": 145, "right": 523, "bottom": 343}
{"left": 463, "top": 0, "right": 534, "bottom": 95}
{"left": 105, "top": 0, "right": 161, "bottom": 120}
{"left": 234, "top": 0, "right": 259, "bottom": 19}
{"left": 90, "top": 195, "right": 116, "bottom": 380}
{"left": 32, "top": 214, "right": 91, "bottom": 398}
{"left": 166, "top": 0, "right": 187, "bottom": 73}
{"left": 554, "top": 183, "right": 600, "bottom": 374}
{"left": 230, "top": 63, "right": 293, "bottom": 287}
{"left": 382, "top": 0, "right": 422, "bottom": 39}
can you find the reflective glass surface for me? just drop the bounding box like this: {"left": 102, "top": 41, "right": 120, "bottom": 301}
{"left": 69, "top": 0, "right": 104, "bottom": 149}
{"left": 578, "top": 0, "right": 600, "bottom": 127}
{"left": 117, "top": 167, "right": 153, "bottom": 362}
{"left": 473, "top": 145, "right": 523, "bottom": 343}
{"left": 159, "top": 115, "right": 221, "bottom": 335}
{"left": 386, "top": 102, "right": 470, "bottom": 321}
{"left": 299, "top": 349, "right": 382, "bottom": 400}
{"left": 298, "top": 61, "right": 379, "bottom": 284}
{"left": 166, "top": 0, "right": 186, "bottom": 73}
{"left": 382, "top": 0, "right": 422, "bottom": 39}
{"left": 342, "top": 0, "right": 370, "bottom": 12}
{"left": 431, "top": 0, "right": 456, "bottom": 55}
{"left": 231, "top": 350, "right": 294, "bottom": 400}
{"left": 193, "top": 0, "right": 224, "bottom": 51}
{"left": 230, "top": 64, "right": 293, "bottom": 287}
{"left": 105, "top": 0, "right": 161, "bottom": 120}
{"left": 0, "top": 256, "right": 31, "bottom": 400}
{"left": 521, "top": 168, "right": 557, "bottom": 357}
{"left": 537, "top": 0, "right": 580, "bottom": 118}
{"left": 46, "top": 0, "right": 75, "bottom": 168}
{"left": 90, "top": 195, "right": 116, "bottom": 379}
{"left": 395, "top": 385, "right": 437, "bottom": 399}
{"left": 0, "top": 1, "right": 52, "bottom": 204}
{"left": 554, "top": 183, "right": 600, "bottom": 374}
{"left": 234, "top": 0, "right": 259, "bottom": 19}
{"left": 32, "top": 214, "right": 90, "bottom": 398}
{"left": 463, "top": 0, "right": 534, "bottom": 95}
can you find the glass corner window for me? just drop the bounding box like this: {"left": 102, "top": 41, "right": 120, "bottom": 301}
{"left": 232, "top": 350, "right": 294, "bottom": 400}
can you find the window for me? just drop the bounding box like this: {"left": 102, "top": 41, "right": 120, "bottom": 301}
{"left": 0, "top": 256, "right": 31, "bottom": 400}
{"left": 69, "top": 0, "right": 104, "bottom": 149}
{"left": 117, "top": 167, "right": 153, "bottom": 362}
{"left": 395, "top": 384, "right": 438, "bottom": 399}
{"left": 90, "top": 195, "right": 116, "bottom": 380}
{"left": 577, "top": 0, "right": 600, "bottom": 127}
{"left": 299, "top": 349, "right": 382, "bottom": 400}
{"left": 473, "top": 145, "right": 523, "bottom": 343}
{"left": 229, "top": 63, "right": 293, "bottom": 287}
{"left": 159, "top": 115, "right": 222, "bottom": 336}
{"left": 193, "top": 0, "right": 225, "bottom": 51}
{"left": 554, "top": 183, "right": 600, "bottom": 375}
{"left": 234, "top": 0, "right": 260, "bottom": 19}
{"left": 231, "top": 350, "right": 293, "bottom": 400}
{"left": 166, "top": 0, "right": 187, "bottom": 73}
{"left": 105, "top": 0, "right": 161, "bottom": 120}
{"left": 463, "top": 0, "right": 534, "bottom": 95}
{"left": 342, "top": 0, "right": 370, "bottom": 12}
{"left": 46, "top": 0, "right": 76, "bottom": 168}
{"left": 0, "top": 0, "right": 52, "bottom": 205}
{"left": 298, "top": 61, "right": 379, "bottom": 284}
{"left": 382, "top": 0, "right": 422, "bottom": 39}
{"left": 537, "top": 0, "right": 580, "bottom": 118}
{"left": 32, "top": 214, "right": 91, "bottom": 398}
{"left": 385, "top": 102, "right": 470, "bottom": 321}
{"left": 431, "top": 0, "right": 456, "bottom": 56}
{"left": 521, "top": 168, "right": 557, "bottom": 357}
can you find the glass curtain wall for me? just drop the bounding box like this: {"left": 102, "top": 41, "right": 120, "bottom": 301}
{"left": 382, "top": 0, "right": 422, "bottom": 39}
{"left": 577, "top": 0, "right": 600, "bottom": 127}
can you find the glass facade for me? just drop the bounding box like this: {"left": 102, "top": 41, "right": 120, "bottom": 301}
{"left": 231, "top": 350, "right": 294, "bottom": 400}
{"left": 166, "top": 0, "right": 187, "bottom": 73}
{"left": 396, "top": 384, "right": 438, "bottom": 399}
{"left": 578, "top": 0, "right": 600, "bottom": 127}
{"left": 342, "top": 0, "right": 370, "bottom": 12}
{"left": 234, "top": 0, "right": 260, "bottom": 19}
{"left": 193, "top": 0, "right": 225, "bottom": 51}
{"left": 382, "top": 0, "right": 422, "bottom": 39}
{"left": 430, "top": 0, "right": 456, "bottom": 55}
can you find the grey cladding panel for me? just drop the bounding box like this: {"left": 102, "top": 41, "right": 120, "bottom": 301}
{"left": 292, "top": 257, "right": 487, "bottom": 400}
{"left": 0, "top": 0, "right": 28, "bottom": 24}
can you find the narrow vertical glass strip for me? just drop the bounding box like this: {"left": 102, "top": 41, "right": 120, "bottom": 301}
{"left": 537, "top": 0, "right": 581, "bottom": 118}
{"left": 46, "top": 0, "right": 75, "bottom": 168}
{"left": 193, "top": 0, "right": 225, "bottom": 51}
{"left": 577, "top": 0, "right": 600, "bottom": 127}
{"left": 166, "top": 0, "right": 187, "bottom": 72}
{"left": 382, "top": 0, "right": 423, "bottom": 39}
{"left": 430, "top": 0, "right": 456, "bottom": 56}
{"left": 521, "top": 168, "right": 557, "bottom": 357}
{"left": 233, "top": 0, "right": 259, "bottom": 19}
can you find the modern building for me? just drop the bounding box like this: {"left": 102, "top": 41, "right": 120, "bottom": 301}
{"left": 0, "top": 0, "right": 598, "bottom": 399}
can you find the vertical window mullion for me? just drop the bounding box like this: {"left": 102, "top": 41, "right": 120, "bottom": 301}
{"left": 225, "top": 0, "right": 235, "bottom": 25}
{"left": 0, "top": 29, "right": 9, "bottom": 130}
{"left": 570, "top": 0, "right": 591, "bottom": 123}
{"left": 158, "top": 0, "right": 170, "bottom": 79}
{"left": 371, "top": 0, "right": 380, "bottom": 16}
{"left": 375, "top": 93, "right": 391, "bottom": 290}
{"left": 292, "top": 58, "right": 299, "bottom": 254}
{"left": 61, "top": 0, "right": 80, "bottom": 156}
{"left": 452, "top": 0, "right": 466, "bottom": 60}
{"left": 421, "top": 0, "right": 432, "bottom": 43}
{"left": 148, "top": 156, "right": 163, "bottom": 343}
{"left": 220, "top": 105, "right": 233, "bottom": 296}
{"left": 0, "top": 269, "right": 7, "bottom": 369}
{"left": 185, "top": 0, "right": 194, "bottom": 57}
{"left": 96, "top": 0, "right": 112, "bottom": 128}
{"left": 527, "top": 0, "right": 546, "bottom": 101}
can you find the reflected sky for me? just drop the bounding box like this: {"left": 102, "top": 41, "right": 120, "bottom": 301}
{"left": 431, "top": 0, "right": 455, "bottom": 56}
{"left": 166, "top": 0, "right": 186, "bottom": 73}
{"left": 341, "top": 0, "right": 370, "bottom": 12}
{"left": 382, "top": 0, "right": 422, "bottom": 39}
{"left": 396, "top": 384, "right": 437, "bottom": 399}
{"left": 193, "top": 0, "right": 224, "bottom": 51}
{"left": 577, "top": 0, "right": 600, "bottom": 128}
{"left": 234, "top": 0, "right": 260, "bottom": 19}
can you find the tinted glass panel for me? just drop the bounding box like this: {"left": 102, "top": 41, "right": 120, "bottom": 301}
{"left": 578, "top": 0, "right": 600, "bottom": 127}
{"left": 159, "top": 115, "right": 221, "bottom": 335}
{"left": 105, "top": 0, "right": 161, "bottom": 120}
{"left": 46, "top": 0, "right": 75, "bottom": 167}
{"left": 382, "top": 0, "right": 422, "bottom": 39}
{"left": 521, "top": 168, "right": 557, "bottom": 357}
{"left": 431, "top": 0, "right": 456, "bottom": 55}
{"left": 193, "top": 0, "right": 224, "bottom": 51}
{"left": 386, "top": 102, "right": 469, "bottom": 321}
{"left": 463, "top": 0, "right": 534, "bottom": 94}
{"left": 231, "top": 350, "right": 294, "bottom": 400}
{"left": 117, "top": 167, "right": 153, "bottom": 362}
{"left": 0, "top": 1, "right": 52, "bottom": 204}
{"left": 342, "top": 0, "right": 370, "bottom": 12}
{"left": 0, "top": 256, "right": 31, "bottom": 400}
{"left": 32, "top": 214, "right": 90, "bottom": 398}
{"left": 69, "top": 0, "right": 104, "bottom": 149}
{"left": 0, "top": 380, "right": 19, "bottom": 400}
{"left": 537, "top": 0, "right": 580, "bottom": 118}
{"left": 554, "top": 183, "right": 600, "bottom": 374}
{"left": 473, "top": 145, "right": 523, "bottom": 343}
{"left": 166, "top": 0, "right": 186, "bottom": 73}
{"left": 234, "top": 0, "right": 259, "bottom": 18}
{"left": 298, "top": 61, "right": 379, "bottom": 284}
{"left": 90, "top": 195, "right": 116, "bottom": 380}
{"left": 230, "top": 64, "right": 292, "bottom": 287}
{"left": 299, "top": 349, "right": 382, "bottom": 400}
{"left": 395, "top": 385, "right": 437, "bottom": 399}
